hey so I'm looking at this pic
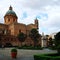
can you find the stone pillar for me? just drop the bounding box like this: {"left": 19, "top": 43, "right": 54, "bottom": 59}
{"left": 41, "top": 39, "right": 44, "bottom": 47}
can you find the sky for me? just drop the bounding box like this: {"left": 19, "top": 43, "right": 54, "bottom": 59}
{"left": 0, "top": 0, "right": 60, "bottom": 35}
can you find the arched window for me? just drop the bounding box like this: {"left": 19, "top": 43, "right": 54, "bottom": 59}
{"left": 19, "top": 29, "right": 21, "bottom": 33}
{"left": 8, "top": 18, "right": 10, "bottom": 22}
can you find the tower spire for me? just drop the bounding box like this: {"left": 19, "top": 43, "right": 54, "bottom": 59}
{"left": 9, "top": 5, "right": 12, "bottom": 10}
{"left": 35, "top": 18, "right": 39, "bottom": 29}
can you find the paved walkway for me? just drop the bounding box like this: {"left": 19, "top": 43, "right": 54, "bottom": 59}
{"left": 0, "top": 48, "right": 57, "bottom": 60}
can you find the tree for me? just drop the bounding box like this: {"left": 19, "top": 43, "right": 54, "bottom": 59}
{"left": 0, "top": 36, "right": 2, "bottom": 47}
{"left": 18, "top": 32, "right": 26, "bottom": 46}
{"left": 29, "top": 28, "right": 40, "bottom": 47}
{"left": 54, "top": 32, "right": 60, "bottom": 54}
{"left": 48, "top": 37, "right": 53, "bottom": 47}
{"left": 45, "top": 35, "right": 49, "bottom": 47}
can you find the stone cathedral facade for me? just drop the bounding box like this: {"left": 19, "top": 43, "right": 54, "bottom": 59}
{"left": 0, "top": 6, "right": 41, "bottom": 47}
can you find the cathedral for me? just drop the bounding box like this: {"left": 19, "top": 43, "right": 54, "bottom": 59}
{"left": 0, "top": 6, "right": 41, "bottom": 47}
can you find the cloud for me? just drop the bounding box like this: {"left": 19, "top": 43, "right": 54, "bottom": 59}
{"left": 0, "top": 0, "right": 60, "bottom": 35}
{"left": 20, "top": 12, "right": 28, "bottom": 20}
{"left": 20, "top": 0, "right": 60, "bottom": 10}
{"left": 39, "top": 5, "right": 60, "bottom": 34}
{"left": 36, "top": 13, "right": 48, "bottom": 20}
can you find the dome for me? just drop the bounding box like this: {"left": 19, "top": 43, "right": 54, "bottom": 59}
{"left": 5, "top": 6, "right": 17, "bottom": 17}
{"left": 5, "top": 10, "right": 17, "bottom": 16}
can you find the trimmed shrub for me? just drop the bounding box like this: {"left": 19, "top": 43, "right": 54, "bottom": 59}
{"left": 57, "top": 45, "right": 60, "bottom": 54}
{"left": 34, "top": 53, "right": 60, "bottom": 60}
{"left": 11, "top": 48, "right": 17, "bottom": 52}
{"left": 17, "top": 46, "right": 43, "bottom": 50}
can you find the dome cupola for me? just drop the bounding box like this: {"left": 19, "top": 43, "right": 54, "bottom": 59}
{"left": 4, "top": 6, "right": 17, "bottom": 18}
{"left": 4, "top": 6, "right": 18, "bottom": 25}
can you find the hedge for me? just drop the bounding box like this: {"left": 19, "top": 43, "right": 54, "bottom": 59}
{"left": 34, "top": 53, "right": 60, "bottom": 60}
{"left": 17, "top": 46, "right": 43, "bottom": 50}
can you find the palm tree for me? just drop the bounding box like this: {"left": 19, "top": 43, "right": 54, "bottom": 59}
{"left": 17, "top": 32, "right": 26, "bottom": 46}
{"left": 29, "top": 28, "right": 40, "bottom": 47}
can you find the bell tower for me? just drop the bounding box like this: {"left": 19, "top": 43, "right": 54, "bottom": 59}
{"left": 35, "top": 18, "right": 39, "bottom": 29}
{"left": 4, "top": 6, "right": 18, "bottom": 25}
